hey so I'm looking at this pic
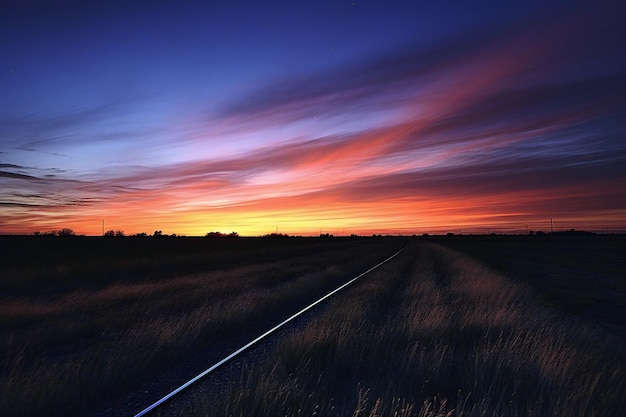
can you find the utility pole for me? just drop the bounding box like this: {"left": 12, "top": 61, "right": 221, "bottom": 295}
{"left": 102, "top": 219, "right": 104, "bottom": 236}
{"left": 550, "top": 218, "right": 553, "bottom": 233}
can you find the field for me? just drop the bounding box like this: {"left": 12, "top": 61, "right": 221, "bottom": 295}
{"left": 0, "top": 236, "right": 624, "bottom": 416}
{"left": 434, "top": 234, "right": 626, "bottom": 333}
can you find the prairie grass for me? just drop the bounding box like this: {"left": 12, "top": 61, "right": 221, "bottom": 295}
{"left": 0, "top": 237, "right": 401, "bottom": 417}
{"left": 438, "top": 234, "right": 626, "bottom": 324}
{"left": 190, "top": 241, "right": 625, "bottom": 417}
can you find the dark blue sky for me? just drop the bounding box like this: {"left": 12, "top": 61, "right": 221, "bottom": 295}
{"left": 1, "top": 0, "right": 625, "bottom": 235}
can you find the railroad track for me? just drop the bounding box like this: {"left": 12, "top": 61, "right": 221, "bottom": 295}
{"left": 132, "top": 247, "right": 405, "bottom": 417}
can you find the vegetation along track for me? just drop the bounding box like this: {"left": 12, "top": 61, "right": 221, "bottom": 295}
{"left": 2, "top": 237, "right": 624, "bottom": 416}
{"left": 134, "top": 247, "right": 405, "bottom": 417}
{"left": 173, "top": 241, "right": 624, "bottom": 417}
{"left": 0, "top": 237, "right": 403, "bottom": 417}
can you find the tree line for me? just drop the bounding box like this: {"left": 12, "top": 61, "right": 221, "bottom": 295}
{"left": 31, "top": 229, "right": 241, "bottom": 238}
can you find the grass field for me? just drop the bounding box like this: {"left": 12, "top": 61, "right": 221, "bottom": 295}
{"left": 1, "top": 236, "right": 624, "bottom": 417}
{"left": 436, "top": 234, "right": 626, "bottom": 333}
{"left": 0, "top": 236, "right": 402, "bottom": 417}
{"left": 177, "top": 239, "right": 625, "bottom": 417}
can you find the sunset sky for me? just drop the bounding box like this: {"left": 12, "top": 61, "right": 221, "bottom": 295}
{"left": 1, "top": 0, "right": 625, "bottom": 236}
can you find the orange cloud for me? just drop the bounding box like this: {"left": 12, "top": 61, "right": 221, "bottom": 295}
{"left": 2, "top": 3, "right": 625, "bottom": 236}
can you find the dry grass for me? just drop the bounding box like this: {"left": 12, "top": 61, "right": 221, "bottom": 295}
{"left": 0, "top": 237, "right": 400, "bottom": 417}
{"left": 189, "top": 241, "right": 625, "bottom": 417}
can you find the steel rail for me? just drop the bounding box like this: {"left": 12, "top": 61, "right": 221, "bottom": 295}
{"left": 133, "top": 247, "right": 405, "bottom": 417}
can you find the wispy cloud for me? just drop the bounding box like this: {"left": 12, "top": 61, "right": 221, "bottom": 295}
{"left": 2, "top": 1, "right": 625, "bottom": 235}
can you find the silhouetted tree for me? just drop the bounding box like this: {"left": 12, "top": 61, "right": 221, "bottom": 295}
{"left": 57, "top": 228, "right": 76, "bottom": 237}
{"left": 104, "top": 229, "right": 125, "bottom": 237}
{"left": 153, "top": 230, "right": 163, "bottom": 238}
{"left": 205, "top": 231, "right": 239, "bottom": 238}
{"left": 262, "top": 233, "right": 290, "bottom": 238}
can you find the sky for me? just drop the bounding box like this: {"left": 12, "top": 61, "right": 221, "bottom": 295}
{"left": 1, "top": 0, "right": 625, "bottom": 236}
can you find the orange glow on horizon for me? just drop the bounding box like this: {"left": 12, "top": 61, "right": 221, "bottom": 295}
{"left": 2, "top": 3, "right": 624, "bottom": 237}
{"left": 4, "top": 179, "right": 624, "bottom": 236}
